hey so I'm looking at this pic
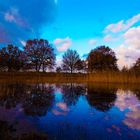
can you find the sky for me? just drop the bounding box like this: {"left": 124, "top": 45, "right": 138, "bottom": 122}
{"left": 0, "top": 0, "right": 140, "bottom": 68}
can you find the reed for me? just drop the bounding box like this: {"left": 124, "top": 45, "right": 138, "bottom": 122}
{"left": 0, "top": 71, "right": 139, "bottom": 84}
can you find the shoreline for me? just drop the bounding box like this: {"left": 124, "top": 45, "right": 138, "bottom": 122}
{"left": 0, "top": 72, "right": 140, "bottom": 84}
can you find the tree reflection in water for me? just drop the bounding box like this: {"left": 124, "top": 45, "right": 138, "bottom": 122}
{"left": 0, "top": 83, "right": 55, "bottom": 116}
{"left": 86, "top": 84, "right": 117, "bottom": 112}
{"left": 61, "top": 83, "right": 86, "bottom": 106}
{"left": 0, "top": 83, "right": 140, "bottom": 139}
{"left": 0, "top": 83, "right": 53, "bottom": 139}
{"left": 133, "top": 89, "right": 140, "bottom": 101}
{"left": 23, "top": 84, "right": 54, "bottom": 116}
{"left": 0, "top": 84, "right": 27, "bottom": 109}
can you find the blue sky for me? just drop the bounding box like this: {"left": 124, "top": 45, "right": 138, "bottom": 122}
{"left": 0, "top": 0, "right": 140, "bottom": 68}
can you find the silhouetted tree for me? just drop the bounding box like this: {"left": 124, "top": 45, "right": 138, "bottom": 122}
{"left": 56, "top": 67, "right": 62, "bottom": 73}
{"left": 134, "top": 58, "right": 140, "bottom": 67}
{"left": 121, "top": 66, "right": 129, "bottom": 73}
{"left": 131, "top": 57, "right": 140, "bottom": 75}
{"left": 24, "top": 39, "right": 55, "bottom": 72}
{"left": 62, "top": 49, "right": 84, "bottom": 73}
{"left": 0, "top": 45, "right": 24, "bottom": 71}
{"left": 76, "top": 60, "right": 87, "bottom": 73}
{"left": 87, "top": 46, "right": 118, "bottom": 72}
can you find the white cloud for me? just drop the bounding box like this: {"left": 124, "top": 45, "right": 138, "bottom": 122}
{"left": 5, "top": 12, "right": 16, "bottom": 22}
{"left": 56, "top": 58, "right": 62, "bottom": 66}
{"left": 105, "top": 20, "right": 124, "bottom": 33}
{"left": 116, "top": 26, "right": 140, "bottom": 68}
{"left": 54, "top": 37, "right": 72, "bottom": 52}
{"left": 90, "top": 13, "right": 140, "bottom": 68}
{"left": 124, "top": 26, "right": 140, "bottom": 49}
{"left": 89, "top": 39, "right": 97, "bottom": 46}
{"left": 104, "top": 35, "right": 115, "bottom": 42}
{"left": 19, "top": 40, "right": 26, "bottom": 46}
{"left": 103, "top": 13, "right": 140, "bottom": 68}
{"left": 104, "top": 13, "right": 140, "bottom": 33}
{"left": 4, "top": 8, "right": 19, "bottom": 23}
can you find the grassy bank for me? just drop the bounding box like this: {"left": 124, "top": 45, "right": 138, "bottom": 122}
{"left": 0, "top": 72, "right": 140, "bottom": 84}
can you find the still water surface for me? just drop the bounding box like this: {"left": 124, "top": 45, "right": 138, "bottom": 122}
{"left": 0, "top": 83, "right": 140, "bottom": 140}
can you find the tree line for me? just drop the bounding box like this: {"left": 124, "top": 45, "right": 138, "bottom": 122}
{"left": 0, "top": 39, "right": 139, "bottom": 73}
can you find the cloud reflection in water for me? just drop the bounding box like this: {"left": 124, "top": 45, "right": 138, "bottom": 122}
{"left": 115, "top": 89, "right": 140, "bottom": 130}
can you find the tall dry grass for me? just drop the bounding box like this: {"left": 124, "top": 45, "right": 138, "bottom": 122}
{"left": 87, "top": 71, "right": 140, "bottom": 83}
{"left": 0, "top": 71, "right": 139, "bottom": 84}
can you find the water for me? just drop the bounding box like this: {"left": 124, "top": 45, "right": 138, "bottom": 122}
{"left": 0, "top": 83, "right": 140, "bottom": 140}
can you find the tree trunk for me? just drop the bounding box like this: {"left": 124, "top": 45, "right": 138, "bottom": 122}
{"left": 35, "top": 63, "right": 38, "bottom": 72}
{"left": 42, "top": 63, "right": 45, "bottom": 72}
{"left": 71, "top": 69, "right": 72, "bottom": 74}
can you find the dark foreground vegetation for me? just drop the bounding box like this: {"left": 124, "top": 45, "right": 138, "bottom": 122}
{"left": 0, "top": 39, "right": 140, "bottom": 83}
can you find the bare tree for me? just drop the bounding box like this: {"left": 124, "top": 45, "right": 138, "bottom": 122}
{"left": 62, "top": 49, "right": 84, "bottom": 73}
{"left": 56, "top": 67, "right": 62, "bottom": 73}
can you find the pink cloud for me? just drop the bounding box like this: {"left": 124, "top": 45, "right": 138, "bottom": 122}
{"left": 52, "top": 102, "right": 70, "bottom": 116}
{"left": 103, "top": 34, "right": 119, "bottom": 42}
{"left": 104, "top": 13, "right": 140, "bottom": 33}
{"left": 116, "top": 26, "right": 140, "bottom": 68}
{"left": 56, "top": 102, "right": 69, "bottom": 112}
{"left": 52, "top": 109, "right": 67, "bottom": 116}
{"left": 4, "top": 7, "right": 29, "bottom": 29}
{"left": 54, "top": 37, "right": 72, "bottom": 52}
{"left": 54, "top": 38, "right": 63, "bottom": 44}
{"left": 115, "top": 90, "right": 140, "bottom": 130}
{"left": 5, "top": 12, "right": 16, "bottom": 22}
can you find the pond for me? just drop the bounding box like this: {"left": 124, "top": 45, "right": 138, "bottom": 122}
{"left": 0, "top": 83, "right": 140, "bottom": 140}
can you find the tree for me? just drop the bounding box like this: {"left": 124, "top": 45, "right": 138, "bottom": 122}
{"left": 24, "top": 39, "right": 55, "bottom": 72}
{"left": 62, "top": 49, "right": 84, "bottom": 73}
{"left": 0, "top": 45, "right": 24, "bottom": 71}
{"left": 87, "top": 46, "right": 118, "bottom": 72}
{"left": 121, "top": 66, "right": 129, "bottom": 73}
{"left": 56, "top": 67, "right": 62, "bottom": 73}
{"left": 131, "top": 57, "right": 140, "bottom": 74}
{"left": 135, "top": 58, "right": 140, "bottom": 68}
{"left": 76, "top": 60, "right": 86, "bottom": 72}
